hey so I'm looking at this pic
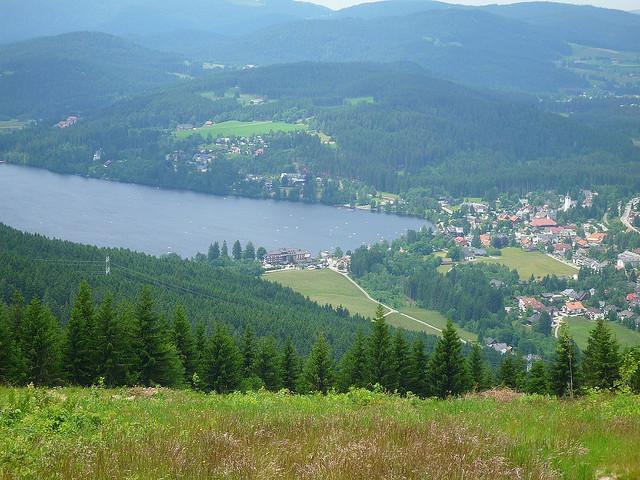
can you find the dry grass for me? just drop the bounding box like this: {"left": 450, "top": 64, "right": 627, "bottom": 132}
{"left": 2, "top": 388, "right": 640, "bottom": 479}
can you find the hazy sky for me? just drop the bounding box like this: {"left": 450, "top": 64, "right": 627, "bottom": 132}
{"left": 312, "top": 0, "right": 640, "bottom": 11}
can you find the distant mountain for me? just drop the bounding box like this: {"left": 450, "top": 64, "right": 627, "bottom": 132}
{"left": 0, "top": 32, "right": 193, "bottom": 118}
{"left": 334, "top": 0, "right": 452, "bottom": 18}
{"left": 0, "top": 0, "right": 330, "bottom": 45}
{"left": 194, "top": 9, "right": 582, "bottom": 92}
{"left": 484, "top": 2, "right": 640, "bottom": 52}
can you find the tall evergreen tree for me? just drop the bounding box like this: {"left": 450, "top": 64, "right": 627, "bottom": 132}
{"left": 303, "top": 334, "right": 333, "bottom": 394}
{"left": 526, "top": 360, "right": 550, "bottom": 395}
{"left": 468, "top": 343, "right": 487, "bottom": 391}
{"left": 429, "top": 321, "right": 470, "bottom": 398}
{"left": 243, "top": 242, "right": 256, "bottom": 261}
{"left": 97, "top": 295, "right": 133, "bottom": 386}
{"left": 255, "top": 337, "right": 282, "bottom": 391}
{"left": 256, "top": 246, "right": 267, "bottom": 261}
{"left": 498, "top": 354, "right": 524, "bottom": 390}
{"left": 208, "top": 242, "right": 220, "bottom": 261}
{"left": 193, "top": 321, "right": 207, "bottom": 387}
{"left": 338, "top": 329, "right": 370, "bottom": 390}
{"left": 392, "top": 329, "right": 411, "bottom": 394}
{"left": 407, "top": 338, "right": 429, "bottom": 397}
{"left": 240, "top": 326, "right": 258, "bottom": 378}
{"left": 221, "top": 240, "right": 229, "bottom": 258}
{"left": 22, "top": 298, "right": 62, "bottom": 385}
{"left": 582, "top": 319, "right": 620, "bottom": 390}
{"left": 280, "top": 337, "right": 301, "bottom": 392}
{"left": 232, "top": 240, "right": 243, "bottom": 260}
{"left": 134, "top": 286, "right": 176, "bottom": 386}
{"left": 0, "top": 304, "right": 20, "bottom": 384}
{"left": 172, "top": 304, "right": 196, "bottom": 384}
{"left": 204, "top": 324, "right": 242, "bottom": 393}
{"left": 551, "top": 331, "right": 579, "bottom": 397}
{"left": 368, "top": 304, "right": 393, "bottom": 390}
{"left": 7, "top": 290, "right": 26, "bottom": 383}
{"left": 64, "top": 281, "right": 98, "bottom": 385}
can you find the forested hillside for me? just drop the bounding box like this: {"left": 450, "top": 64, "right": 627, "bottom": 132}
{"left": 0, "top": 224, "right": 386, "bottom": 357}
{"left": 1, "top": 62, "right": 637, "bottom": 198}
{"left": 0, "top": 32, "right": 196, "bottom": 118}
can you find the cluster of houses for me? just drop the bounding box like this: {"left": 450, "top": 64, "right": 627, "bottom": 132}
{"left": 55, "top": 115, "right": 78, "bottom": 129}
{"left": 166, "top": 136, "right": 268, "bottom": 174}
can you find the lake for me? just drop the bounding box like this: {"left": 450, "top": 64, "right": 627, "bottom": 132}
{"left": 0, "top": 164, "right": 430, "bottom": 257}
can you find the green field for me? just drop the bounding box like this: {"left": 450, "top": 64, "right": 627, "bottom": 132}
{"left": 564, "top": 316, "right": 640, "bottom": 350}
{"left": 266, "top": 269, "right": 476, "bottom": 340}
{"left": 2, "top": 387, "right": 639, "bottom": 479}
{"left": 0, "top": 119, "right": 28, "bottom": 132}
{"left": 175, "top": 120, "right": 307, "bottom": 139}
{"left": 478, "top": 247, "right": 578, "bottom": 279}
{"left": 345, "top": 96, "right": 374, "bottom": 105}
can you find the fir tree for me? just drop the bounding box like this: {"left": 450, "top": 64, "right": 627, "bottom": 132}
{"left": 134, "top": 287, "right": 177, "bottom": 386}
{"left": 280, "top": 337, "right": 301, "bottom": 392}
{"left": 526, "top": 360, "right": 550, "bottom": 395}
{"left": 243, "top": 242, "right": 256, "bottom": 261}
{"left": 551, "top": 331, "right": 579, "bottom": 397}
{"left": 204, "top": 324, "right": 242, "bottom": 393}
{"left": 22, "top": 298, "right": 62, "bottom": 386}
{"left": 97, "top": 295, "right": 133, "bottom": 386}
{"left": 221, "top": 240, "right": 229, "bottom": 258}
{"left": 498, "top": 354, "right": 524, "bottom": 390}
{"left": 193, "top": 321, "right": 207, "bottom": 386}
{"left": 0, "top": 304, "right": 20, "bottom": 384}
{"left": 303, "top": 334, "right": 333, "bottom": 394}
{"left": 208, "top": 242, "right": 220, "bottom": 261}
{"left": 240, "top": 326, "right": 258, "bottom": 378}
{"left": 407, "top": 338, "right": 429, "bottom": 397}
{"left": 338, "top": 329, "right": 370, "bottom": 390}
{"left": 232, "top": 240, "right": 243, "bottom": 260}
{"left": 255, "top": 337, "right": 282, "bottom": 391}
{"left": 468, "top": 343, "right": 487, "bottom": 391}
{"left": 392, "top": 329, "right": 411, "bottom": 394}
{"left": 582, "top": 319, "right": 620, "bottom": 390}
{"left": 368, "top": 304, "right": 393, "bottom": 390}
{"left": 64, "top": 281, "right": 98, "bottom": 385}
{"left": 172, "top": 304, "right": 196, "bottom": 384}
{"left": 429, "top": 321, "right": 470, "bottom": 398}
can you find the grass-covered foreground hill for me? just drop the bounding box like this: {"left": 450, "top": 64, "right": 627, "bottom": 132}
{"left": 1, "top": 387, "right": 639, "bottom": 479}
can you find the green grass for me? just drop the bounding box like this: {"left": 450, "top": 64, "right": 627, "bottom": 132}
{"left": 564, "top": 316, "right": 640, "bottom": 350}
{"left": 478, "top": 247, "right": 578, "bottom": 280}
{"left": 175, "top": 120, "right": 307, "bottom": 139}
{"left": 345, "top": 96, "right": 374, "bottom": 106}
{"left": 0, "top": 119, "right": 28, "bottom": 132}
{"left": 265, "top": 269, "right": 476, "bottom": 340}
{"left": 1, "top": 387, "right": 639, "bottom": 479}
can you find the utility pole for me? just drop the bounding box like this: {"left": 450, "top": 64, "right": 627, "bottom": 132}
{"left": 105, "top": 255, "right": 111, "bottom": 276}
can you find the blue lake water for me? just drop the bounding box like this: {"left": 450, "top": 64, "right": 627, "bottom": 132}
{"left": 0, "top": 164, "right": 430, "bottom": 257}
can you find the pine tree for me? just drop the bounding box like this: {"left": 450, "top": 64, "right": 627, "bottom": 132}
{"left": 498, "top": 354, "right": 524, "bottom": 390}
{"left": 134, "top": 287, "right": 177, "bottom": 386}
{"left": 468, "top": 343, "right": 487, "bottom": 391}
{"left": 0, "top": 303, "right": 20, "bottom": 384}
{"left": 22, "top": 298, "right": 62, "bottom": 386}
{"left": 240, "top": 326, "right": 258, "bottom": 378}
{"left": 280, "top": 337, "right": 301, "bottom": 392}
{"left": 582, "top": 319, "right": 620, "bottom": 390}
{"left": 208, "top": 242, "right": 220, "bottom": 261}
{"left": 526, "top": 361, "right": 550, "bottom": 395}
{"left": 255, "top": 337, "right": 282, "bottom": 391}
{"left": 338, "top": 329, "right": 370, "bottom": 390}
{"left": 64, "top": 281, "right": 98, "bottom": 385}
{"left": 429, "top": 321, "right": 470, "bottom": 398}
{"left": 221, "top": 241, "right": 229, "bottom": 258}
{"left": 172, "top": 304, "right": 196, "bottom": 383}
{"left": 193, "top": 321, "right": 207, "bottom": 387}
{"left": 368, "top": 304, "right": 393, "bottom": 390}
{"left": 97, "top": 295, "right": 133, "bottom": 386}
{"left": 551, "top": 331, "right": 579, "bottom": 397}
{"left": 392, "top": 329, "right": 411, "bottom": 394}
{"left": 303, "top": 334, "right": 334, "bottom": 394}
{"left": 232, "top": 240, "right": 243, "bottom": 260}
{"left": 8, "top": 290, "right": 27, "bottom": 383}
{"left": 204, "top": 324, "right": 242, "bottom": 393}
{"left": 407, "top": 338, "right": 429, "bottom": 397}
{"left": 243, "top": 242, "right": 256, "bottom": 261}
{"left": 256, "top": 247, "right": 267, "bottom": 261}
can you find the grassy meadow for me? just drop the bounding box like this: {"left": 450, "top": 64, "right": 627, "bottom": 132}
{"left": 478, "top": 248, "right": 578, "bottom": 280}
{"left": 266, "top": 269, "right": 476, "bottom": 340}
{"left": 175, "top": 120, "right": 307, "bottom": 139}
{"left": 564, "top": 316, "right": 640, "bottom": 349}
{"left": 1, "top": 387, "right": 640, "bottom": 479}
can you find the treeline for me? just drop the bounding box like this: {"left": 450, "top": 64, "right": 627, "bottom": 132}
{"left": 3, "top": 283, "right": 638, "bottom": 397}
